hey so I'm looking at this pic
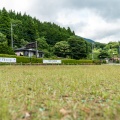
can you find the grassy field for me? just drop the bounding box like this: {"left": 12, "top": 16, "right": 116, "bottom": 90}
{"left": 0, "top": 65, "right": 120, "bottom": 120}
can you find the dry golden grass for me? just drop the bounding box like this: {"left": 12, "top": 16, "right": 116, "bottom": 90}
{"left": 0, "top": 65, "right": 120, "bottom": 120}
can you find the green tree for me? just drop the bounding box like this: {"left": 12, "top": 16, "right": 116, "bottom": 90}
{"left": 0, "top": 8, "right": 11, "bottom": 46}
{"left": 21, "top": 14, "right": 37, "bottom": 42}
{"left": 54, "top": 41, "right": 70, "bottom": 57}
{"left": 36, "top": 37, "right": 50, "bottom": 58}
{"left": 36, "top": 37, "right": 49, "bottom": 50}
{"left": 0, "top": 43, "right": 14, "bottom": 54}
{"left": 68, "top": 36, "right": 87, "bottom": 59}
{"left": 0, "top": 32, "right": 7, "bottom": 43}
{"left": 98, "top": 51, "right": 110, "bottom": 59}
{"left": 20, "top": 39, "right": 28, "bottom": 47}
{"left": 67, "top": 27, "right": 74, "bottom": 36}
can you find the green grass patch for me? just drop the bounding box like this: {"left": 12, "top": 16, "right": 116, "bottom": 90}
{"left": 0, "top": 65, "right": 120, "bottom": 119}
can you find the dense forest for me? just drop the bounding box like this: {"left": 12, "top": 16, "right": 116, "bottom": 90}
{"left": 0, "top": 8, "right": 120, "bottom": 60}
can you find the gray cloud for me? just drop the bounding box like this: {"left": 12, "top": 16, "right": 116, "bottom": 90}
{"left": 2, "top": 0, "right": 120, "bottom": 22}
{"left": 1, "top": 0, "right": 120, "bottom": 43}
{"left": 92, "top": 29, "right": 120, "bottom": 40}
{"left": 29, "top": 0, "right": 66, "bottom": 21}
{"left": 32, "top": 0, "right": 120, "bottom": 20}
{"left": 66, "top": 0, "right": 120, "bottom": 19}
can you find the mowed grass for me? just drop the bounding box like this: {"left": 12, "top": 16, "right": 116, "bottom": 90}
{"left": 0, "top": 65, "right": 120, "bottom": 120}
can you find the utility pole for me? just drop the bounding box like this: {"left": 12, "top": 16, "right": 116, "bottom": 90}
{"left": 11, "top": 23, "right": 16, "bottom": 49}
{"left": 36, "top": 41, "right": 38, "bottom": 58}
{"left": 92, "top": 43, "right": 94, "bottom": 60}
{"left": 118, "top": 41, "right": 120, "bottom": 63}
{"left": 11, "top": 22, "right": 16, "bottom": 49}
{"left": 11, "top": 23, "right": 13, "bottom": 49}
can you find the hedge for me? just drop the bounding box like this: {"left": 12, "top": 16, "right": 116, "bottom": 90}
{"left": 0, "top": 54, "right": 16, "bottom": 58}
{"left": 0, "top": 54, "right": 43, "bottom": 64}
{"left": 62, "top": 59, "right": 100, "bottom": 65}
{"left": 0, "top": 54, "right": 101, "bottom": 65}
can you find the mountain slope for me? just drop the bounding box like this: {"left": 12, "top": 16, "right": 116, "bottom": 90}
{"left": 83, "top": 38, "right": 95, "bottom": 43}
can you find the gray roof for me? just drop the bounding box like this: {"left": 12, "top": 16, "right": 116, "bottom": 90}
{"left": 14, "top": 48, "right": 43, "bottom": 53}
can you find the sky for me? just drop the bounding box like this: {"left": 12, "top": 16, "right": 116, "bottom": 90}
{"left": 0, "top": 0, "right": 120, "bottom": 43}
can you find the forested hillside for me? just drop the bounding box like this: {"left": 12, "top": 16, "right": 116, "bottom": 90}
{"left": 0, "top": 8, "right": 93, "bottom": 59}
{"left": 0, "top": 8, "right": 120, "bottom": 60}
{"left": 0, "top": 8, "right": 75, "bottom": 46}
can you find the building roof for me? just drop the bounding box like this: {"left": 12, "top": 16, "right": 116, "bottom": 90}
{"left": 14, "top": 47, "right": 43, "bottom": 53}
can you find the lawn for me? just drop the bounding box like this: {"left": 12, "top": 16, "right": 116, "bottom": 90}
{"left": 0, "top": 65, "right": 120, "bottom": 120}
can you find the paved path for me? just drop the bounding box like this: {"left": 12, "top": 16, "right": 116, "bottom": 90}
{"left": 106, "top": 63, "right": 120, "bottom": 65}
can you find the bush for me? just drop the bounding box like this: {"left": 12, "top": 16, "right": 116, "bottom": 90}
{"left": 0, "top": 54, "right": 101, "bottom": 65}
{"left": 0, "top": 54, "right": 43, "bottom": 63}
{"left": 16, "top": 56, "right": 30, "bottom": 63}
{"left": 0, "top": 54, "right": 16, "bottom": 57}
{"left": 62, "top": 59, "right": 95, "bottom": 65}
{"left": 93, "top": 60, "right": 101, "bottom": 65}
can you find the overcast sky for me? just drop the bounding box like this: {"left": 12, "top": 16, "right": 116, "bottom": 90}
{"left": 1, "top": 0, "right": 120, "bottom": 43}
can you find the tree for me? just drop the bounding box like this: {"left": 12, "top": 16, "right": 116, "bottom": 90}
{"left": 0, "top": 43, "right": 14, "bottom": 54}
{"left": 20, "top": 39, "right": 28, "bottom": 47}
{"left": 36, "top": 37, "right": 49, "bottom": 50}
{"left": 67, "top": 27, "right": 74, "bottom": 36}
{"left": 98, "top": 51, "right": 110, "bottom": 59}
{"left": 68, "top": 36, "right": 87, "bottom": 59}
{"left": 54, "top": 41, "right": 70, "bottom": 57}
{"left": 22, "top": 15, "right": 37, "bottom": 42}
{"left": 36, "top": 37, "right": 50, "bottom": 58}
{"left": 0, "top": 8, "right": 11, "bottom": 46}
{"left": 0, "top": 32, "right": 7, "bottom": 43}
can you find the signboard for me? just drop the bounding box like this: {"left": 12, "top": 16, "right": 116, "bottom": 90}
{"left": 43, "top": 60, "right": 61, "bottom": 64}
{"left": 0, "top": 57, "right": 16, "bottom": 63}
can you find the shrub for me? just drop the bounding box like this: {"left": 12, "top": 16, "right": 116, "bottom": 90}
{"left": 0, "top": 54, "right": 101, "bottom": 65}
{"left": 0, "top": 54, "right": 16, "bottom": 57}
{"left": 62, "top": 59, "right": 95, "bottom": 65}
{"left": 0, "top": 54, "right": 43, "bottom": 63}
{"left": 93, "top": 60, "right": 101, "bottom": 65}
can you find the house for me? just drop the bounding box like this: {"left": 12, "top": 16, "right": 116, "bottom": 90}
{"left": 15, "top": 47, "right": 44, "bottom": 58}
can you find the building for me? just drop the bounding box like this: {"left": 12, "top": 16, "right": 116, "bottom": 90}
{"left": 15, "top": 47, "right": 44, "bottom": 58}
